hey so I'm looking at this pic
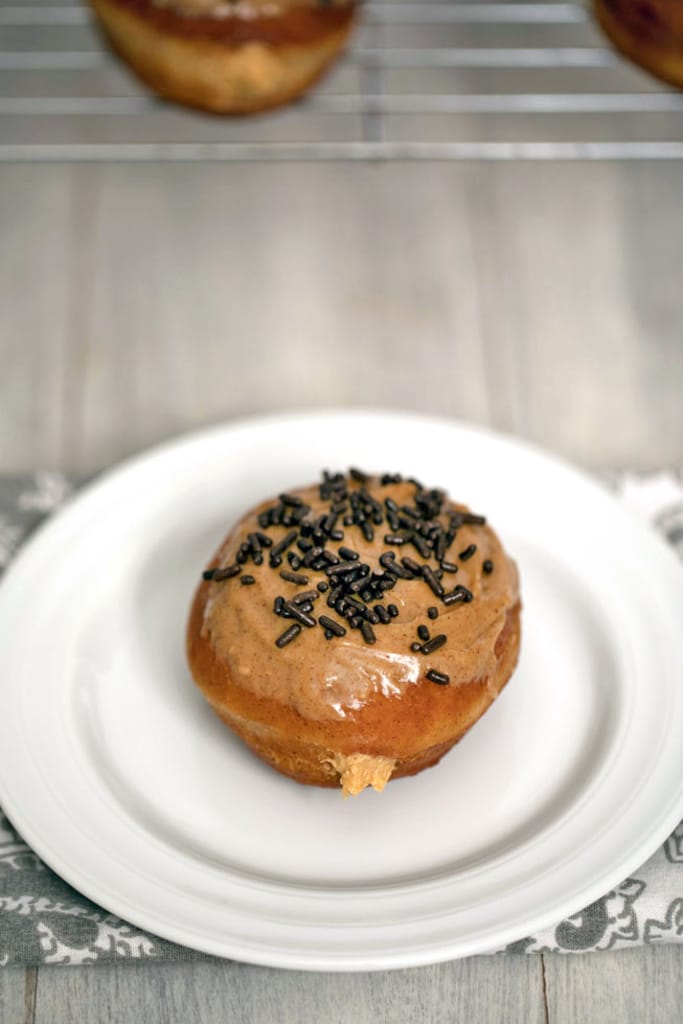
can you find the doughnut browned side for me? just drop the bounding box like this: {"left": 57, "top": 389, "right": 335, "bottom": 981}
{"left": 186, "top": 475, "right": 522, "bottom": 796}
{"left": 594, "top": 0, "right": 683, "bottom": 88}
{"left": 188, "top": 595, "right": 521, "bottom": 789}
{"left": 88, "top": 0, "right": 357, "bottom": 114}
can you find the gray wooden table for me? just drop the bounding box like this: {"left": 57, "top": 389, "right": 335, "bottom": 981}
{"left": 1, "top": 154, "right": 682, "bottom": 1024}
{"left": 2, "top": 1, "right": 683, "bottom": 1020}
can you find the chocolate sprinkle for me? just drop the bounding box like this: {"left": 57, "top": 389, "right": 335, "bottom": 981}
{"left": 417, "top": 624, "right": 430, "bottom": 642}
{"left": 459, "top": 544, "right": 477, "bottom": 561}
{"left": 283, "top": 602, "right": 316, "bottom": 628}
{"left": 440, "top": 560, "right": 458, "bottom": 574}
{"left": 271, "top": 529, "right": 298, "bottom": 558}
{"left": 302, "top": 546, "right": 324, "bottom": 567}
{"left": 279, "top": 570, "right": 309, "bottom": 585}
{"left": 275, "top": 624, "right": 302, "bottom": 648}
{"left": 410, "top": 642, "right": 422, "bottom": 652}
{"left": 326, "top": 561, "right": 361, "bottom": 576}
{"left": 361, "top": 522, "right": 375, "bottom": 543}
{"left": 319, "top": 615, "right": 346, "bottom": 637}
{"left": 422, "top": 565, "right": 445, "bottom": 599}
{"left": 240, "top": 575, "right": 255, "bottom": 585}
{"left": 442, "top": 585, "right": 473, "bottom": 606}
{"left": 483, "top": 559, "right": 494, "bottom": 574}
{"left": 380, "top": 555, "right": 413, "bottom": 579}
{"left": 422, "top": 634, "right": 447, "bottom": 655}
{"left": 428, "top": 606, "right": 439, "bottom": 619}
{"left": 317, "top": 581, "right": 329, "bottom": 593}
{"left": 360, "top": 621, "right": 376, "bottom": 645}
{"left": 211, "top": 564, "right": 241, "bottom": 581}
{"left": 387, "top": 603, "right": 399, "bottom": 618}
{"left": 411, "top": 534, "right": 432, "bottom": 559}
{"left": 426, "top": 669, "right": 450, "bottom": 685}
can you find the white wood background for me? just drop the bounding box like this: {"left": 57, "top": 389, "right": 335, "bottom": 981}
{"left": 1, "top": 156, "right": 682, "bottom": 1022}
{"left": 2, "top": 160, "right": 683, "bottom": 477}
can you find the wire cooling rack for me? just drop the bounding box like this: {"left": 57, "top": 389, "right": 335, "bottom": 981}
{"left": 1, "top": 1, "right": 683, "bottom": 161}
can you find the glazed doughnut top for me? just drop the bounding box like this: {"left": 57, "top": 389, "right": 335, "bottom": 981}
{"left": 200, "top": 470, "right": 519, "bottom": 723}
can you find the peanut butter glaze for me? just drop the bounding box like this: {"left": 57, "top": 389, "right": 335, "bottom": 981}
{"left": 201, "top": 475, "right": 519, "bottom": 723}
{"left": 113, "top": 0, "right": 355, "bottom": 44}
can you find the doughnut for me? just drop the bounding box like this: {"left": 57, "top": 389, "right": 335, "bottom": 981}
{"left": 187, "top": 470, "right": 521, "bottom": 796}
{"left": 594, "top": 0, "right": 683, "bottom": 88}
{"left": 88, "top": 0, "right": 357, "bottom": 114}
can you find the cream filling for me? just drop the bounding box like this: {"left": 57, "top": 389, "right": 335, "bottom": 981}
{"left": 325, "top": 753, "right": 396, "bottom": 797}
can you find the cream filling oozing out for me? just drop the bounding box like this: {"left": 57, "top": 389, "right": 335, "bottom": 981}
{"left": 325, "top": 753, "right": 396, "bottom": 797}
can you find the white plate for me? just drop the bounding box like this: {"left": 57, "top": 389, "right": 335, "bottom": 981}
{"left": 0, "top": 412, "right": 682, "bottom": 971}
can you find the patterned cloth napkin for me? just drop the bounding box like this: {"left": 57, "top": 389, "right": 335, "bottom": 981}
{"left": 0, "top": 471, "right": 682, "bottom": 966}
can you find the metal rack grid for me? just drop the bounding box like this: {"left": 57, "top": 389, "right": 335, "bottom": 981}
{"left": 1, "top": 1, "right": 683, "bottom": 161}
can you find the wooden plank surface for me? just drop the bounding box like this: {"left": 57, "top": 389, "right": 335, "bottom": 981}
{"left": 6, "top": 948, "right": 683, "bottom": 1023}
{"left": 0, "top": 166, "right": 71, "bottom": 471}
{"left": 544, "top": 946, "right": 683, "bottom": 1024}
{"left": 2, "top": 162, "right": 682, "bottom": 476}
{"left": 52, "top": 161, "right": 494, "bottom": 475}
{"left": 463, "top": 160, "right": 683, "bottom": 468}
{"left": 31, "top": 956, "right": 546, "bottom": 1024}
{"left": 1, "top": 154, "right": 682, "bottom": 1022}
{"left": 0, "top": 968, "right": 28, "bottom": 1024}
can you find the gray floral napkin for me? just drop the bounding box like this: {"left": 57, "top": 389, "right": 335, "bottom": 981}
{"left": 1, "top": 470, "right": 682, "bottom": 965}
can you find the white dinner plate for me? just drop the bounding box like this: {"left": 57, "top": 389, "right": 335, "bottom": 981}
{"left": 0, "top": 412, "right": 682, "bottom": 971}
